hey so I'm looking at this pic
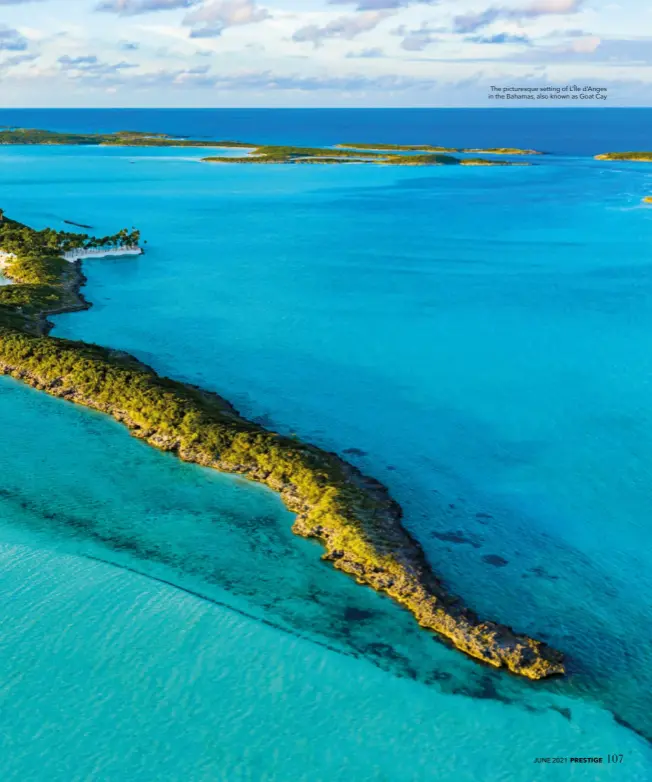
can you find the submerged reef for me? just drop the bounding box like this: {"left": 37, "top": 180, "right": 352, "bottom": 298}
{"left": 0, "top": 211, "right": 565, "bottom": 679}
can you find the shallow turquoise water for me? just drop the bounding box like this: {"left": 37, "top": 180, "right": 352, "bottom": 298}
{"left": 5, "top": 374, "right": 651, "bottom": 780}
{"left": 1, "top": 138, "right": 652, "bottom": 778}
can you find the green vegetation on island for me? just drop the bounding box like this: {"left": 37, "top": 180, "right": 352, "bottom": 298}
{"left": 595, "top": 152, "right": 652, "bottom": 162}
{"left": 0, "top": 129, "right": 530, "bottom": 167}
{"left": 335, "top": 143, "right": 460, "bottom": 152}
{"left": 463, "top": 147, "right": 541, "bottom": 155}
{"left": 0, "top": 210, "right": 565, "bottom": 679}
{"left": 204, "top": 144, "right": 384, "bottom": 164}
{"left": 202, "top": 146, "right": 524, "bottom": 167}
{"left": 0, "top": 216, "right": 140, "bottom": 329}
{"left": 336, "top": 143, "right": 542, "bottom": 155}
{"left": 459, "top": 158, "right": 515, "bottom": 166}
{"left": 0, "top": 128, "right": 252, "bottom": 148}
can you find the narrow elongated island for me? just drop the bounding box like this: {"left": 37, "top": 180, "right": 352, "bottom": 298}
{"left": 335, "top": 143, "right": 542, "bottom": 155}
{"left": 0, "top": 211, "right": 565, "bottom": 679}
{"left": 595, "top": 152, "right": 652, "bottom": 162}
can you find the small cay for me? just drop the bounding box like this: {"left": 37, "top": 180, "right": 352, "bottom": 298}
{"left": 595, "top": 151, "right": 652, "bottom": 162}
{"left": 0, "top": 210, "right": 565, "bottom": 679}
{"left": 335, "top": 143, "right": 542, "bottom": 155}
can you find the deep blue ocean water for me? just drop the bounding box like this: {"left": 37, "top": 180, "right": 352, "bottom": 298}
{"left": 1, "top": 109, "right": 652, "bottom": 780}
{"left": 2, "top": 106, "right": 652, "bottom": 155}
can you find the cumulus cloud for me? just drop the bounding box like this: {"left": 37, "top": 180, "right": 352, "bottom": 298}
{"left": 453, "top": 0, "right": 584, "bottom": 33}
{"left": 58, "top": 54, "right": 139, "bottom": 75}
{"left": 393, "top": 22, "right": 440, "bottom": 51}
{"left": 528, "top": 0, "right": 580, "bottom": 11}
{"left": 293, "top": 10, "right": 392, "bottom": 47}
{"left": 184, "top": 0, "right": 269, "bottom": 38}
{"left": 96, "top": 0, "right": 197, "bottom": 15}
{"left": 329, "top": 0, "right": 436, "bottom": 8}
{"left": 0, "top": 25, "right": 28, "bottom": 51}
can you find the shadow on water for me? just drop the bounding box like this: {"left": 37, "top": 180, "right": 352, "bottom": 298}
{"left": 0, "top": 463, "right": 650, "bottom": 746}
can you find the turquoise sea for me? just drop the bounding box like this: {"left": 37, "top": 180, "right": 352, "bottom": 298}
{"left": 1, "top": 109, "right": 652, "bottom": 780}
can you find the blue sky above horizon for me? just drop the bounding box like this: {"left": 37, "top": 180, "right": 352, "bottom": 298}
{"left": 0, "top": 0, "right": 650, "bottom": 107}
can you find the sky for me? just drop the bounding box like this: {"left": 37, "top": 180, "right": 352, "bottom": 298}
{"left": 0, "top": 0, "right": 650, "bottom": 106}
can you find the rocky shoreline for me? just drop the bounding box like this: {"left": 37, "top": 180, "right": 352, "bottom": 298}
{"left": 0, "top": 214, "right": 565, "bottom": 680}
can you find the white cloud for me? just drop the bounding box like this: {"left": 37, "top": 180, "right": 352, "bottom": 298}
{"left": 454, "top": 0, "right": 585, "bottom": 33}
{"left": 96, "top": 0, "right": 197, "bottom": 14}
{"left": 0, "top": 0, "right": 650, "bottom": 105}
{"left": 184, "top": 0, "right": 270, "bottom": 38}
{"left": 329, "top": 0, "right": 436, "bottom": 7}
{"left": 0, "top": 24, "right": 28, "bottom": 51}
{"left": 293, "top": 10, "right": 393, "bottom": 48}
{"left": 570, "top": 34, "right": 600, "bottom": 52}
{"left": 393, "top": 22, "right": 440, "bottom": 51}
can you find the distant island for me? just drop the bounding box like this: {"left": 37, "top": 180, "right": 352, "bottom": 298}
{"left": 0, "top": 209, "right": 564, "bottom": 680}
{"left": 0, "top": 128, "right": 252, "bottom": 149}
{"left": 0, "top": 129, "right": 532, "bottom": 167}
{"left": 595, "top": 152, "right": 652, "bottom": 162}
{"left": 335, "top": 143, "right": 542, "bottom": 155}
{"left": 201, "top": 146, "right": 524, "bottom": 166}
{"left": 201, "top": 144, "right": 532, "bottom": 167}
{"left": 643, "top": 197, "right": 652, "bottom": 204}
